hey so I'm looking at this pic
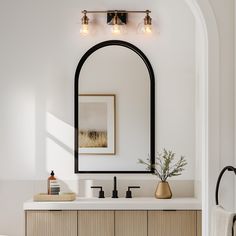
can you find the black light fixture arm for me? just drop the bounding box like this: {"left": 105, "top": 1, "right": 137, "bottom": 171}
{"left": 215, "top": 165, "right": 236, "bottom": 205}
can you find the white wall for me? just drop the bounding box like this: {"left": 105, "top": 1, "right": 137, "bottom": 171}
{"left": 0, "top": 1, "right": 196, "bottom": 235}
{"left": 0, "top": 0, "right": 196, "bottom": 181}
{"left": 208, "top": 0, "right": 235, "bottom": 211}
{"left": 235, "top": 0, "right": 236, "bottom": 213}
{"left": 0, "top": 0, "right": 235, "bottom": 235}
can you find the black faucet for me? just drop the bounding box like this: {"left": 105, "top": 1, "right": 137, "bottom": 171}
{"left": 126, "top": 186, "right": 140, "bottom": 198}
{"left": 91, "top": 186, "right": 105, "bottom": 198}
{"left": 112, "top": 176, "right": 118, "bottom": 198}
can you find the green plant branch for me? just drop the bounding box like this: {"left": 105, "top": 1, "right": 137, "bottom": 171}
{"left": 138, "top": 149, "right": 187, "bottom": 182}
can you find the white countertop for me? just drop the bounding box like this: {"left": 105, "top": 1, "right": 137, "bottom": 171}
{"left": 24, "top": 197, "right": 201, "bottom": 210}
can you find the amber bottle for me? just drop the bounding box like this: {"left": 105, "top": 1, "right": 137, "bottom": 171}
{"left": 47, "top": 171, "right": 56, "bottom": 194}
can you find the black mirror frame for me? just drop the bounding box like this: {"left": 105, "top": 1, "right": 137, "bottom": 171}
{"left": 74, "top": 40, "right": 155, "bottom": 174}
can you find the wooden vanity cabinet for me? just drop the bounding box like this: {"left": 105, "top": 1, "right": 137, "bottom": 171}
{"left": 197, "top": 211, "right": 202, "bottom": 236}
{"left": 148, "top": 210, "right": 197, "bottom": 236}
{"left": 78, "top": 211, "right": 114, "bottom": 236}
{"left": 25, "top": 210, "right": 201, "bottom": 236}
{"left": 26, "top": 210, "right": 77, "bottom": 236}
{"left": 115, "top": 211, "right": 147, "bottom": 236}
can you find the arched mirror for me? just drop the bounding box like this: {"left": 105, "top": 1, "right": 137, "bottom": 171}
{"left": 75, "top": 40, "right": 155, "bottom": 173}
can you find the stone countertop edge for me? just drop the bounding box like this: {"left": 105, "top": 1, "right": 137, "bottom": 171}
{"left": 24, "top": 197, "right": 202, "bottom": 210}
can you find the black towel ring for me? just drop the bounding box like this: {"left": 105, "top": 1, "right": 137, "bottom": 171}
{"left": 215, "top": 165, "right": 236, "bottom": 205}
{"left": 215, "top": 166, "right": 236, "bottom": 236}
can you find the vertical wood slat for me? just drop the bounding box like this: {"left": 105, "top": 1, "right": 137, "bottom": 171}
{"left": 26, "top": 209, "right": 200, "bottom": 236}
{"left": 148, "top": 210, "right": 196, "bottom": 236}
{"left": 26, "top": 210, "right": 77, "bottom": 236}
{"left": 197, "top": 211, "right": 202, "bottom": 236}
{"left": 78, "top": 211, "right": 114, "bottom": 236}
{"left": 115, "top": 211, "right": 147, "bottom": 236}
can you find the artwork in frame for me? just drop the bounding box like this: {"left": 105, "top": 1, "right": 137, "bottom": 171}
{"left": 79, "top": 94, "right": 116, "bottom": 155}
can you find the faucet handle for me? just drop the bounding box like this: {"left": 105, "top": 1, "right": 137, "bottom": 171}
{"left": 91, "top": 186, "right": 105, "bottom": 198}
{"left": 126, "top": 186, "right": 140, "bottom": 198}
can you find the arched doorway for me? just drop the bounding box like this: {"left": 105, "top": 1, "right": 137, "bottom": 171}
{"left": 185, "top": 1, "right": 220, "bottom": 235}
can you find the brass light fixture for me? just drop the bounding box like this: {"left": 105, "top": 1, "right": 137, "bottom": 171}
{"left": 80, "top": 10, "right": 89, "bottom": 36}
{"left": 143, "top": 11, "right": 152, "bottom": 34}
{"left": 108, "top": 11, "right": 126, "bottom": 35}
{"left": 80, "top": 10, "right": 153, "bottom": 36}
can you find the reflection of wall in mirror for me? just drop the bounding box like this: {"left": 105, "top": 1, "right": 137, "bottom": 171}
{"left": 79, "top": 46, "right": 150, "bottom": 171}
{"left": 79, "top": 102, "right": 108, "bottom": 148}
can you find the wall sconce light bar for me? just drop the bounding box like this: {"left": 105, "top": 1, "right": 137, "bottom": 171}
{"left": 81, "top": 10, "right": 151, "bottom": 14}
{"left": 80, "top": 10, "right": 152, "bottom": 35}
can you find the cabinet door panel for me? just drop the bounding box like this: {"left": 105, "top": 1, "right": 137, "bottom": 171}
{"left": 26, "top": 210, "right": 77, "bottom": 236}
{"left": 115, "top": 211, "right": 147, "bottom": 236}
{"left": 78, "top": 211, "right": 114, "bottom": 236}
{"left": 197, "top": 211, "right": 202, "bottom": 236}
{"left": 148, "top": 210, "right": 196, "bottom": 236}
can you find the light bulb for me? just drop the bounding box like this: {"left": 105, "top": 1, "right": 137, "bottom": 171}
{"left": 111, "top": 24, "right": 121, "bottom": 35}
{"left": 108, "top": 12, "right": 127, "bottom": 35}
{"left": 142, "top": 24, "right": 152, "bottom": 34}
{"left": 80, "top": 24, "right": 89, "bottom": 36}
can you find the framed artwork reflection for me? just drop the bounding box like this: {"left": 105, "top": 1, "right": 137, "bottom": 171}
{"left": 78, "top": 94, "right": 116, "bottom": 155}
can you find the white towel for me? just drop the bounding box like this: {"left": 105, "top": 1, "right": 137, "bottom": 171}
{"left": 211, "top": 205, "right": 236, "bottom": 236}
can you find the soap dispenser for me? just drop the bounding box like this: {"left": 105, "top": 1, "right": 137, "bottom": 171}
{"left": 47, "top": 171, "right": 60, "bottom": 195}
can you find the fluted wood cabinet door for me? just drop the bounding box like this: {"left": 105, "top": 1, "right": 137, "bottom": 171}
{"left": 78, "top": 210, "right": 114, "bottom": 236}
{"left": 115, "top": 211, "right": 147, "bottom": 236}
{"left": 148, "top": 210, "right": 196, "bottom": 236}
{"left": 26, "top": 210, "right": 77, "bottom": 236}
{"left": 197, "top": 211, "right": 202, "bottom": 236}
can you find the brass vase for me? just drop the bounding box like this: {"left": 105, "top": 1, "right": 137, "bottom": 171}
{"left": 155, "top": 181, "right": 172, "bottom": 199}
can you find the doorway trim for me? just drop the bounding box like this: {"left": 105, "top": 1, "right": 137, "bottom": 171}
{"left": 185, "top": 0, "right": 220, "bottom": 235}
